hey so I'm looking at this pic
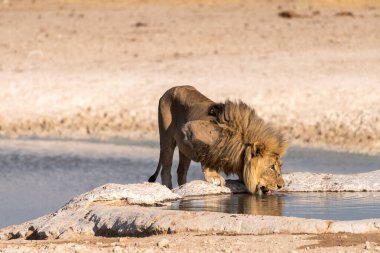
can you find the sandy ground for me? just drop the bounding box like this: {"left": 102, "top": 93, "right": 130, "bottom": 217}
{"left": 0, "top": 0, "right": 380, "bottom": 154}
{"left": 1, "top": 233, "right": 380, "bottom": 253}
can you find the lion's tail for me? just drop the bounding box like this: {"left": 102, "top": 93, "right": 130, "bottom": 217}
{"left": 148, "top": 159, "right": 161, "bottom": 183}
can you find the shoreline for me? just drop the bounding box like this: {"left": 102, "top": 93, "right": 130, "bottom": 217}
{"left": 1, "top": 128, "right": 380, "bottom": 157}
{"left": 1, "top": 180, "right": 380, "bottom": 252}
{"left": 2, "top": 134, "right": 380, "bottom": 160}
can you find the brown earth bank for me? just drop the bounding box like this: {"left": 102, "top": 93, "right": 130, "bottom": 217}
{"left": 1, "top": 233, "right": 380, "bottom": 253}
{"left": 1, "top": 0, "right": 380, "bottom": 155}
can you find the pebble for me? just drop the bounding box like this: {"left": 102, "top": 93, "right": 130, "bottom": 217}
{"left": 113, "top": 246, "right": 122, "bottom": 252}
{"left": 119, "top": 238, "right": 128, "bottom": 243}
{"left": 157, "top": 238, "right": 170, "bottom": 248}
{"left": 365, "top": 241, "right": 371, "bottom": 250}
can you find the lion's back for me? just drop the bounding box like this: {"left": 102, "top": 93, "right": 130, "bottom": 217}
{"left": 159, "top": 86, "right": 215, "bottom": 125}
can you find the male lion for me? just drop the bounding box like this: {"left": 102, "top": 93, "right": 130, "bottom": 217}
{"left": 148, "top": 86, "right": 287, "bottom": 194}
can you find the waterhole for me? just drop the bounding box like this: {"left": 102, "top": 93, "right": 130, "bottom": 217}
{"left": 0, "top": 138, "right": 379, "bottom": 227}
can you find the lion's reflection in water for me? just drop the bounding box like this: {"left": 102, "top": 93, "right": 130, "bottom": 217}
{"left": 169, "top": 192, "right": 380, "bottom": 220}
{"left": 172, "top": 194, "right": 284, "bottom": 216}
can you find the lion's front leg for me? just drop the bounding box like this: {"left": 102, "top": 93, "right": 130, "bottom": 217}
{"left": 202, "top": 165, "right": 225, "bottom": 186}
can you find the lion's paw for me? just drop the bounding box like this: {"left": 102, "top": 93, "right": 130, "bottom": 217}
{"left": 204, "top": 174, "right": 226, "bottom": 186}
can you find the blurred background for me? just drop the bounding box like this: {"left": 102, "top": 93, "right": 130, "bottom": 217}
{"left": 0, "top": 0, "right": 380, "bottom": 227}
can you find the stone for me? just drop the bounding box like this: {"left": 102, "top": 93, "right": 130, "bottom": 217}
{"left": 327, "top": 219, "right": 380, "bottom": 233}
{"left": 65, "top": 182, "right": 181, "bottom": 208}
{"left": 112, "top": 246, "right": 122, "bottom": 252}
{"left": 157, "top": 238, "right": 170, "bottom": 248}
{"left": 281, "top": 170, "right": 380, "bottom": 192}
{"left": 179, "top": 170, "right": 380, "bottom": 195}
{"left": 365, "top": 241, "right": 371, "bottom": 250}
{"left": 173, "top": 180, "right": 231, "bottom": 197}
{"left": 119, "top": 238, "right": 128, "bottom": 243}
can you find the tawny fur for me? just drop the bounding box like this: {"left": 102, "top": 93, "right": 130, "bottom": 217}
{"left": 150, "top": 86, "right": 287, "bottom": 194}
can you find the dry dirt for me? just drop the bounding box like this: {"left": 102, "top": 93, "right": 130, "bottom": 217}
{"left": 1, "top": 233, "right": 380, "bottom": 253}
{"left": 0, "top": 0, "right": 380, "bottom": 154}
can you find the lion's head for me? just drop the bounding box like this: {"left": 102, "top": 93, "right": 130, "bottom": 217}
{"left": 243, "top": 142, "right": 286, "bottom": 195}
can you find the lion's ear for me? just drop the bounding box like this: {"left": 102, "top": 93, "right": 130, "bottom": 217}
{"left": 209, "top": 103, "right": 224, "bottom": 117}
{"left": 252, "top": 142, "right": 265, "bottom": 157}
{"left": 243, "top": 146, "right": 258, "bottom": 194}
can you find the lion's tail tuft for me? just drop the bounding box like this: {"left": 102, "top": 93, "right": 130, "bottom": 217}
{"left": 148, "top": 159, "right": 161, "bottom": 183}
{"left": 148, "top": 173, "right": 158, "bottom": 182}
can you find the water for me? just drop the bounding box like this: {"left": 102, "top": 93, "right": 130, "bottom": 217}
{"left": 0, "top": 138, "right": 202, "bottom": 228}
{"left": 0, "top": 138, "right": 380, "bottom": 228}
{"left": 283, "top": 147, "right": 380, "bottom": 174}
{"left": 168, "top": 192, "right": 380, "bottom": 220}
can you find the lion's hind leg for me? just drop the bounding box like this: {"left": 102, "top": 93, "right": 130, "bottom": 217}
{"left": 160, "top": 139, "right": 176, "bottom": 189}
{"left": 177, "top": 151, "right": 191, "bottom": 186}
{"left": 202, "top": 165, "right": 225, "bottom": 186}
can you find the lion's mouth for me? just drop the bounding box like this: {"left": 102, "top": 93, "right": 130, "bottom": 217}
{"left": 259, "top": 186, "right": 273, "bottom": 195}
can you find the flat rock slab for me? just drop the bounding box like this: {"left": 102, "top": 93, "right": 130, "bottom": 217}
{"left": 282, "top": 170, "right": 380, "bottom": 192}
{"left": 176, "top": 170, "right": 380, "bottom": 196}
{"left": 173, "top": 180, "right": 232, "bottom": 197}
{"left": 64, "top": 182, "right": 180, "bottom": 209}
{"left": 2, "top": 204, "right": 380, "bottom": 240}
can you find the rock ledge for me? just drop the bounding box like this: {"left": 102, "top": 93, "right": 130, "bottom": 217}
{"left": 1, "top": 170, "right": 380, "bottom": 240}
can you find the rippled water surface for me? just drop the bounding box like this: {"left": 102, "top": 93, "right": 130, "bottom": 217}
{"left": 1, "top": 138, "right": 380, "bottom": 228}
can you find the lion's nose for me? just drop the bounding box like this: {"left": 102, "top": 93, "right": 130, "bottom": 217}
{"left": 277, "top": 185, "right": 283, "bottom": 189}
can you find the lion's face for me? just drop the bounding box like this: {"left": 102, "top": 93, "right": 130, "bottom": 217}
{"left": 254, "top": 155, "right": 285, "bottom": 195}
{"left": 243, "top": 144, "right": 286, "bottom": 195}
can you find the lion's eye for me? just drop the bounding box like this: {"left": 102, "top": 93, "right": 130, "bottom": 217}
{"left": 271, "top": 165, "right": 276, "bottom": 171}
